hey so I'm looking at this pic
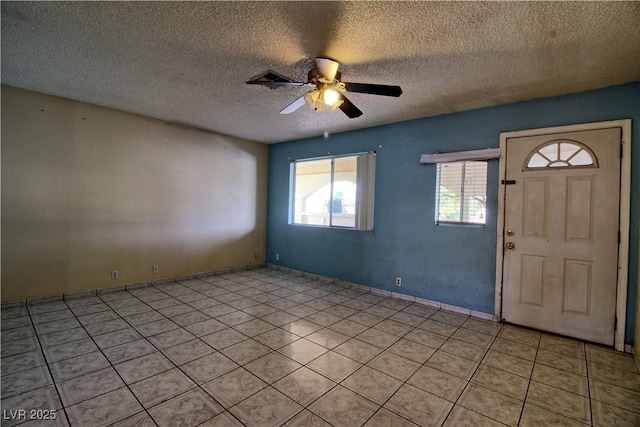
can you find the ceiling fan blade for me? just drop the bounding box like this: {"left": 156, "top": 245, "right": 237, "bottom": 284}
{"left": 280, "top": 95, "right": 307, "bottom": 115}
{"left": 338, "top": 94, "right": 363, "bottom": 119}
{"left": 343, "top": 82, "right": 402, "bottom": 97}
{"left": 316, "top": 57, "right": 340, "bottom": 81}
{"left": 246, "top": 80, "right": 307, "bottom": 88}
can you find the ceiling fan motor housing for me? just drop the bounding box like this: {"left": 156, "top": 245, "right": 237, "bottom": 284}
{"left": 308, "top": 68, "right": 342, "bottom": 84}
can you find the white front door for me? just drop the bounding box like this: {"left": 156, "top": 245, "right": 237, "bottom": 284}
{"left": 501, "top": 127, "right": 621, "bottom": 345}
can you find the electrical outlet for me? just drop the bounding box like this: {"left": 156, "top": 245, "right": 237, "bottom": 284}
{"left": 275, "top": 253, "right": 280, "bottom": 261}
{"left": 111, "top": 270, "right": 119, "bottom": 280}
{"left": 395, "top": 277, "right": 402, "bottom": 287}
{"left": 153, "top": 264, "right": 159, "bottom": 274}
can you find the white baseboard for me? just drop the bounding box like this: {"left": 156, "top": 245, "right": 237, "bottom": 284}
{"left": 266, "top": 264, "right": 494, "bottom": 321}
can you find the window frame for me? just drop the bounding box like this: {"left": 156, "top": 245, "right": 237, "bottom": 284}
{"left": 289, "top": 152, "right": 375, "bottom": 231}
{"left": 523, "top": 139, "right": 598, "bottom": 170}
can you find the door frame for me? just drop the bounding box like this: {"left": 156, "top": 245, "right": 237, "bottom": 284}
{"left": 494, "top": 119, "right": 632, "bottom": 351}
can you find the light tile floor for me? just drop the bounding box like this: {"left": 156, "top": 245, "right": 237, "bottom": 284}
{"left": 2, "top": 268, "right": 639, "bottom": 427}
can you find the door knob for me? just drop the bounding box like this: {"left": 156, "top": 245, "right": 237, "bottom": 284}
{"left": 506, "top": 242, "right": 515, "bottom": 249}
{"left": 506, "top": 229, "right": 515, "bottom": 236}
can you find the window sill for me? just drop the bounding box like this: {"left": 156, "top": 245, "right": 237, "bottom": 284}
{"left": 436, "top": 221, "right": 485, "bottom": 227}
{"left": 289, "top": 223, "right": 373, "bottom": 231}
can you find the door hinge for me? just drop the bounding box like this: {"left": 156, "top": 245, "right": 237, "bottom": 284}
{"left": 620, "top": 143, "right": 623, "bottom": 158}
{"left": 614, "top": 316, "right": 617, "bottom": 331}
{"left": 618, "top": 230, "right": 621, "bottom": 244}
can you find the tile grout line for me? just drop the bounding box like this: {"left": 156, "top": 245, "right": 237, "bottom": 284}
{"left": 137, "top": 274, "right": 279, "bottom": 422}
{"left": 105, "top": 276, "right": 274, "bottom": 426}
{"left": 23, "top": 306, "right": 73, "bottom": 427}
{"left": 269, "top": 288, "right": 415, "bottom": 426}
{"left": 229, "top": 288, "right": 498, "bottom": 426}
{"left": 256, "top": 286, "right": 434, "bottom": 425}
{"left": 173, "top": 272, "right": 345, "bottom": 424}
{"left": 7, "top": 269, "right": 636, "bottom": 426}
{"left": 585, "top": 342, "right": 593, "bottom": 427}
{"left": 35, "top": 279, "right": 241, "bottom": 425}
{"left": 210, "top": 272, "right": 365, "bottom": 425}
{"left": 442, "top": 321, "right": 504, "bottom": 426}
{"left": 2, "top": 290, "right": 512, "bottom": 426}
{"left": 515, "top": 333, "right": 541, "bottom": 427}
{"left": 277, "top": 305, "right": 413, "bottom": 426}
{"left": 107, "top": 286, "right": 241, "bottom": 424}
{"left": 298, "top": 307, "right": 498, "bottom": 426}
{"left": 358, "top": 311, "right": 455, "bottom": 427}
{"left": 63, "top": 295, "right": 160, "bottom": 426}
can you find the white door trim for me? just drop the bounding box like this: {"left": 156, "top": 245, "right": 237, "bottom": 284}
{"left": 495, "top": 119, "right": 632, "bottom": 351}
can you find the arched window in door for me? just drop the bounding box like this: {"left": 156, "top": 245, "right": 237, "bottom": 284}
{"left": 524, "top": 140, "right": 598, "bottom": 170}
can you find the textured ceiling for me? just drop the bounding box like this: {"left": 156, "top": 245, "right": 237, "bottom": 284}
{"left": 2, "top": 1, "right": 639, "bottom": 144}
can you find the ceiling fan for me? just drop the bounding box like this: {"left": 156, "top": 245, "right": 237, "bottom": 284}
{"left": 246, "top": 57, "right": 402, "bottom": 119}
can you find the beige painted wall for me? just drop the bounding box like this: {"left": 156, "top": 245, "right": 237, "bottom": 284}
{"left": 1, "top": 85, "right": 268, "bottom": 301}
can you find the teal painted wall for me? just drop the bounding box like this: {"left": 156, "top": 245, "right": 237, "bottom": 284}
{"left": 267, "top": 82, "right": 640, "bottom": 344}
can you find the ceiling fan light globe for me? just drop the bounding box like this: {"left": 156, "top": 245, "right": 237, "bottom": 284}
{"left": 322, "top": 88, "right": 341, "bottom": 107}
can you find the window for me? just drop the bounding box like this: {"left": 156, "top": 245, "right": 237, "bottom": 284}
{"left": 525, "top": 140, "right": 597, "bottom": 169}
{"left": 291, "top": 153, "right": 375, "bottom": 230}
{"left": 436, "top": 161, "right": 487, "bottom": 225}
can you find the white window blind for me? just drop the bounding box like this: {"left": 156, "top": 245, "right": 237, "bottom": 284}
{"left": 436, "top": 161, "right": 487, "bottom": 225}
